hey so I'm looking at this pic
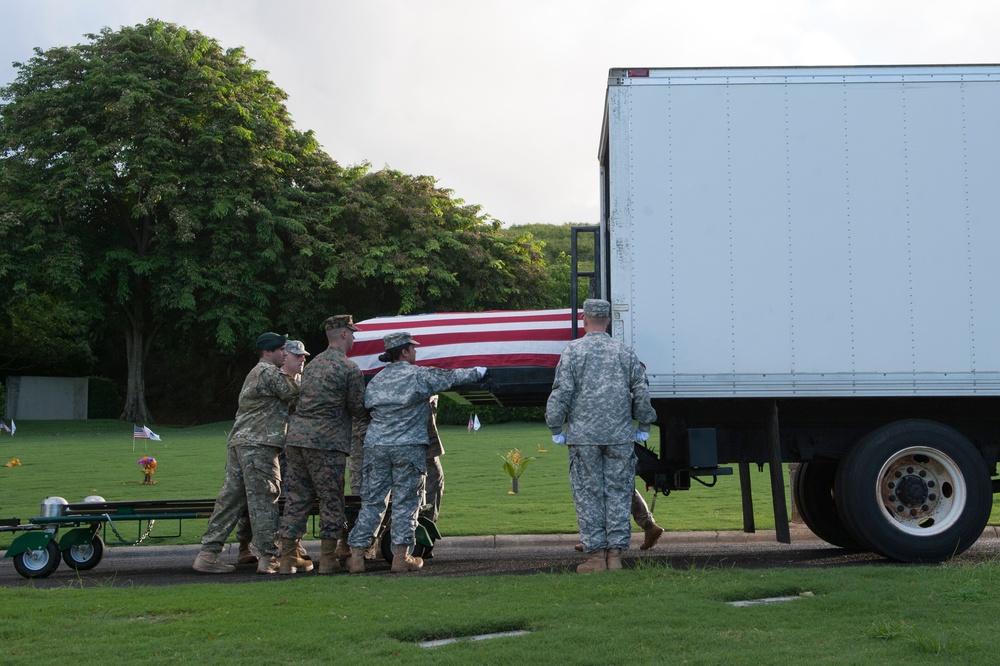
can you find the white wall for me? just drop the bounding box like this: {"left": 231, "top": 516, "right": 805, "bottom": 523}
{"left": 5, "top": 377, "right": 88, "bottom": 420}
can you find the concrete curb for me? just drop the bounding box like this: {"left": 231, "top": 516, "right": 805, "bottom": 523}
{"left": 435, "top": 525, "right": 1000, "bottom": 550}
{"left": 436, "top": 527, "right": 824, "bottom": 550}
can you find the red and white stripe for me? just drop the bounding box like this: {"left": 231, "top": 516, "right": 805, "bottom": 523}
{"left": 348, "top": 309, "right": 583, "bottom": 373}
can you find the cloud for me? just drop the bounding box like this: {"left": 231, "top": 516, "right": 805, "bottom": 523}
{"left": 3, "top": 0, "right": 1000, "bottom": 226}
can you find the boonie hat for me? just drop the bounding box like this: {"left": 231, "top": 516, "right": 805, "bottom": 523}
{"left": 324, "top": 314, "right": 360, "bottom": 332}
{"left": 383, "top": 331, "right": 419, "bottom": 351}
{"left": 285, "top": 340, "right": 310, "bottom": 356}
{"left": 256, "top": 332, "right": 287, "bottom": 351}
{"left": 583, "top": 298, "right": 612, "bottom": 318}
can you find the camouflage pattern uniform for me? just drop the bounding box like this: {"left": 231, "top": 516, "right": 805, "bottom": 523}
{"left": 545, "top": 329, "right": 656, "bottom": 554}
{"left": 348, "top": 416, "right": 368, "bottom": 496}
{"left": 200, "top": 359, "right": 300, "bottom": 558}
{"left": 349, "top": 395, "right": 444, "bottom": 523}
{"left": 423, "top": 395, "right": 445, "bottom": 524}
{"left": 631, "top": 488, "right": 655, "bottom": 527}
{"left": 281, "top": 346, "right": 368, "bottom": 540}
{"left": 348, "top": 364, "right": 479, "bottom": 548}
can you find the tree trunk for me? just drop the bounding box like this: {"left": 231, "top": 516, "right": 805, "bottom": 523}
{"left": 120, "top": 325, "right": 153, "bottom": 424}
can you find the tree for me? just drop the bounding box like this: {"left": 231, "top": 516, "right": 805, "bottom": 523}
{"left": 507, "top": 223, "right": 597, "bottom": 308}
{"left": 322, "top": 166, "right": 554, "bottom": 318}
{"left": 0, "top": 21, "right": 562, "bottom": 424}
{"left": 0, "top": 20, "right": 331, "bottom": 422}
{"left": 507, "top": 222, "right": 592, "bottom": 265}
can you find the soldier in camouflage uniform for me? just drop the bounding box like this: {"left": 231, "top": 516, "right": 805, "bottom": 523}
{"left": 346, "top": 331, "right": 486, "bottom": 574}
{"left": 349, "top": 396, "right": 443, "bottom": 516}
{"left": 423, "top": 395, "right": 445, "bottom": 526}
{"left": 234, "top": 338, "right": 312, "bottom": 566}
{"left": 348, "top": 395, "right": 444, "bottom": 559}
{"left": 545, "top": 299, "right": 657, "bottom": 573}
{"left": 574, "top": 489, "right": 664, "bottom": 552}
{"left": 347, "top": 416, "right": 379, "bottom": 560}
{"left": 348, "top": 417, "right": 367, "bottom": 496}
{"left": 193, "top": 332, "right": 300, "bottom": 575}
{"left": 279, "top": 315, "right": 369, "bottom": 574}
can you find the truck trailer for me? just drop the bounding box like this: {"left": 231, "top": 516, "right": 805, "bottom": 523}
{"left": 596, "top": 64, "right": 1000, "bottom": 563}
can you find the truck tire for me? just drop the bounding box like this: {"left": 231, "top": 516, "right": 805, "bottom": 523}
{"left": 792, "top": 461, "right": 864, "bottom": 549}
{"left": 834, "top": 420, "right": 991, "bottom": 563}
{"left": 13, "top": 540, "right": 61, "bottom": 579}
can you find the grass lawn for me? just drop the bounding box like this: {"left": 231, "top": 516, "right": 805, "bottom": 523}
{"left": 2, "top": 559, "right": 1000, "bottom": 663}
{"left": 2, "top": 420, "right": 1000, "bottom": 664}
{"left": 2, "top": 419, "right": 793, "bottom": 548}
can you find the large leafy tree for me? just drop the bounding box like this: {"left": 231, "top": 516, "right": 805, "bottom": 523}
{"left": 507, "top": 222, "right": 597, "bottom": 308}
{"left": 0, "top": 20, "right": 559, "bottom": 424}
{"left": 327, "top": 166, "right": 553, "bottom": 319}
{"left": 0, "top": 20, "right": 332, "bottom": 422}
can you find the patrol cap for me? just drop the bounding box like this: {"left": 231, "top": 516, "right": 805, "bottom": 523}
{"left": 256, "top": 332, "right": 287, "bottom": 351}
{"left": 285, "top": 339, "right": 310, "bottom": 356}
{"left": 324, "top": 314, "right": 360, "bottom": 332}
{"left": 383, "top": 331, "right": 420, "bottom": 351}
{"left": 583, "top": 298, "right": 612, "bottom": 318}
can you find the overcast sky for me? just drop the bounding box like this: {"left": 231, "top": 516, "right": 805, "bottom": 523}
{"left": 2, "top": 1, "right": 999, "bottom": 226}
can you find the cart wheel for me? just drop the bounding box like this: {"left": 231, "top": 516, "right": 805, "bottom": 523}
{"left": 411, "top": 542, "right": 430, "bottom": 559}
{"left": 13, "top": 539, "right": 61, "bottom": 579}
{"left": 62, "top": 534, "right": 105, "bottom": 571}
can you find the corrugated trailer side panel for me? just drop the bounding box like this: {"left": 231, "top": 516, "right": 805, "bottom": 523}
{"left": 783, "top": 81, "right": 856, "bottom": 374}
{"left": 604, "top": 67, "right": 1000, "bottom": 397}
{"left": 967, "top": 82, "right": 1000, "bottom": 372}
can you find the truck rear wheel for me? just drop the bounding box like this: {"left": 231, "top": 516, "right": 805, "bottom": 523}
{"left": 792, "top": 461, "right": 864, "bottom": 549}
{"left": 834, "top": 419, "right": 990, "bottom": 563}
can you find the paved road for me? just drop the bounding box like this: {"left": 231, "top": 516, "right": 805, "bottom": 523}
{"left": 5, "top": 526, "right": 1000, "bottom": 588}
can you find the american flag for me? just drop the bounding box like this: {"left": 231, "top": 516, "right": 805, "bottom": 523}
{"left": 134, "top": 425, "right": 161, "bottom": 441}
{"left": 348, "top": 309, "right": 583, "bottom": 373}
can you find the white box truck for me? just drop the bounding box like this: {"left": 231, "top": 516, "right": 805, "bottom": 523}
{"left": 595, "top": 65, "right": 1000, "bottom": 563}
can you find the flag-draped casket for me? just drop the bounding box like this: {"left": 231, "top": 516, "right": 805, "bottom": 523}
{"left": 347, "top": 309, "right": 583, "bottom": 406}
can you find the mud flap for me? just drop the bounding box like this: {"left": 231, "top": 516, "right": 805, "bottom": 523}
{"left": 4, "top": 531, "right": 54, "bottom": 558}
{"left": 59, "top": 526, "right": 98, "bottom": 550}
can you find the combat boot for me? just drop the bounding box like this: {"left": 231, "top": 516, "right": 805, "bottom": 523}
{"left": 334, "top": 537, "right": 352, "bottom": 563}
{"left": 237, "top": 540, "right": 258, "bottom": 565}
{"left": 607, "top": 548, "right": 623, "bottom": 571}
{"left": 574, "top": 542, "right": 583, "bottom": 552}
{"left": 280, "top": 538, "right": 314, "bottom": 574}
{"left": 318, "top": 539, "right": 341, "bottom": 574}
{"left": 193, "top": 551, "right": 236, "bottom": 574}
{"left": 296, "top": 542, "right": 313, "bottom": 562}
{"left": 347, "top": 546, "right": 367, "bottom": 574}
{"left": 257, "top": 554, "right": 280, "bottom": 575}
{"left": 640, "top": 521, "right": 664, "bottom": 550}
{"left": 576, "top": 549, "right": 608, "bottom": 573}
{"left": 390, "top": 545, "right": 423, "bottom": 573}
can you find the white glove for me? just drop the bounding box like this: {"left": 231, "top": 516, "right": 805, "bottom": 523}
{"left": 474, "top": 366, "right": 488, "bottom": 378}
{"left": 634, "top": 429, "right": 650, "bottom": 442}
{"left": 552, "top": 432, "right": 566, "bottom": 445}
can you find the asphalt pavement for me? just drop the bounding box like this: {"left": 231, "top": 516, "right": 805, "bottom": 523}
{"left": 5, "top": 525, "right": 1000, "bottom": 588}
